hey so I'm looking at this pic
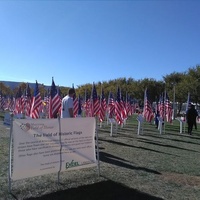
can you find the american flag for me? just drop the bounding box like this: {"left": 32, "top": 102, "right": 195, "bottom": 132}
{"left": 71, "top": 84, "right": 78, "bottom": 117}
{"left": 13, "top": 87, "right": 23, "bottom": 115}
{"left": 91, "top": 83, "right": 99, "bottom": 117}
{"left": 102, "top": 89, "right": 107, "bottom": 111}
{"left": 43, "top": 89, "right": 50, "bottom": 117}
{"left": 57, "top": 86, "right": 62, "bottom": 116}
{"left": 8, "top": 95, "right": 15, "bottom": 111}
{"left": 0, "top": 91, "right": 5, "bottom": 110}
{"left": 3, "top": 96, "right": 9, "bottom": 110}
{"left": 143, "top": 89, "right": 154, "bottom": 122}
{"left": 165, "top": 92, "right": 173, "bottom": 123}
{"left": 21, "top": 90, "right": 26, "bottom": 113}
{"left": 107, "top": 92, "right": 115, "bottom": 118}
{"left": 158, "top": 94, "right": 165, "bottom": 120}
{"left": 73, "top": 94, "right": 78, "bottom": 117}
{"left": 99, "top": 104, "right": 105, "bottom": 122}
{"left": 120, "top": 95, "right": 127, "bottom": 120}
{"left": 99, "top": 98, "right": 103, "bottom": 122}
{"left": 115, "top": 87, "right": 123, "bottom": 125}
{"left": 25, "top": 84, "right": 32, "bottom": 117}
{"left": 49, "top": 78, "right": 61, "bottom": 118}
{"left": 30, "top": 81, "right": 42, "bottom": 118}
{"left": 84, "top": 89, "right": 91, "bottom": 117}
{"left": 99, "top": 89, "right": 106, "bottom": 122}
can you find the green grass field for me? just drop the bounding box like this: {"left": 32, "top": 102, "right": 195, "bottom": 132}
{"left": 0, "top": 113, "right": 200, "bottom": 200}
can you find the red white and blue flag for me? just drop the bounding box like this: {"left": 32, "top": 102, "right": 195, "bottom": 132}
{"left": 8, "top": 95, "right": 15, "bottom": 112}
{"left": 143, "top": 88, "right": 154, "bottom": 122}
{"left": 25, "top": 84, "right": 32, "bottom": 117}
{"left": 0, "top": 91, "right": 5, "bottom": 110}
{"left": 84, "top": 89, "right": 91, "bottom": 117}
{"left": 49, "top": 78, "right": 61, "bottom": 118}
{"left": 91, "top": 83, "right": 99, "bottom": 117}
{"left": 73, "top": 94, "right": 78, "bottom": 117}
{"left": 13, "top": 87, "right": 23, "bottom": 115}
{"left": 165, "top": 92, "right": 173, "bottom": 123}
{"left": 115, "top": 87, "right": 123, "bottom": 125}
{"left": 99, "top": 89, "right": 106, "bottom": 122}
{"left": 30, "top": 81, "right": 42, "bottom": 118}
{"left": 158, "top": 94, "right": 165, "bottom": 120}
{"left": 108, "top": 92, "right": 115, "bottom": 118}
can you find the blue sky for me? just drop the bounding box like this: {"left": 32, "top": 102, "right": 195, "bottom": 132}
{"left": 0, "top": 1, "right": 200, "bottom": 88}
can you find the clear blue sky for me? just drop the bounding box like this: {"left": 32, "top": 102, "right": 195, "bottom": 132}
{"left": 0, "top": 1, "right": 200, "bottom": 88}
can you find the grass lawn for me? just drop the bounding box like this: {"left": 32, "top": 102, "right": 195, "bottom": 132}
{"left": 0, "top": 113, "right": 200, "bottom": 200}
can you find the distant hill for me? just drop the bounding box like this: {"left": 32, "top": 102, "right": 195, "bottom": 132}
{"left": 0, "top": 81, "right": 51, "bottom": 90}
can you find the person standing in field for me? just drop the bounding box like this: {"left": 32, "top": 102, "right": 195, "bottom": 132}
{"left": 155, "top": 110, "right": 160, "bottom": 129}
{"left": 186, "top": 104, "right": 198, "bottom": 135}
{"left": 61, "top": 88, "right": 75, "bottom": 118}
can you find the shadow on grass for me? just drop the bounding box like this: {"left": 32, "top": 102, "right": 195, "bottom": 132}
{"left": 26, "top": 180, "right": 163, "bottom": 200}
{"left": 100, "top": 152, "right": 161, "bottom": 175}
{"left": 147, "top": 134, "right": 200, "bottom": 145}
{"left": 99, "top": 138, "right": 177, "bottom": 157}
{"left": 137, "top": 138, "right": 200, "bottom": 153}
{"left": 166, "top": 132, "right": 200, "bottom": 140}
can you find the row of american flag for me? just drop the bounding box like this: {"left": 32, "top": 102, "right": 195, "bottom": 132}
{"left": 0, "top": 79, "right": 174, "bottom": 124}
{"left": 144, "top": 88, "right": 173, "bottom": 123}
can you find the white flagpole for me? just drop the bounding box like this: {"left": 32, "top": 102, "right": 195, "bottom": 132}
{"left": 99, "top": 83, "right": 102, "bottom": 128}
{"left": 107, "top": 91, "right": 111, "bottom": 125}
{"left": 164, "top": 90, "right": 166, "bottom": 134}
{"left": 84, "top": 89, "right": 86, "bottom": 117}
{"left": 143, "top": 88, "right": 147, "bottom": 118}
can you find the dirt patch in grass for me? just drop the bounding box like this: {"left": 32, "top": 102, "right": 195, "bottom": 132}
{"left": 160, "top": 172, "right": 200, "bottom": 187}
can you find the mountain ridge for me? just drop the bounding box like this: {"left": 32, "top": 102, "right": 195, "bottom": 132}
{"left": 0, "top": 80, "right": 51, "bottom": 89}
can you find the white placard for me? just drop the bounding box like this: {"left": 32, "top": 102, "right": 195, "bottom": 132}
{"left": 137, "top": 114, "right": 144, "bottom": 122}
{"left": 4, "top": 112, "right": 11, "bottom": 125}
{"left": 60, "top": 117, "right": 96, "bottom": 172}
{"left": 12, "top": 117, "right": 96, "bottom": 180}
{"left": 109, "top": 118, "right": 116, "bottom": 124}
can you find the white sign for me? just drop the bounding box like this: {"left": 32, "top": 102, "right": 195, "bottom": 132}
{"left": 12, "top": 117, "right": 96, "bottom": 180}
{"left": 109, "top": 118, "right": 116, "bottom": 124}
{"left": 4, "top": 112, "right": 11, "bottom": 125}
{"left": 60, "top": 117, "right": 96, "bottom": 171}
{"left": 137, "top": 114, "right": 144, "bottom": 122}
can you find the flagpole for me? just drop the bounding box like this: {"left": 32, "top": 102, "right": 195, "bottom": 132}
{"left": 164, "top": 89, "right": 166, "bottom": 134}
{"left": 120, "top": 87, "right": 123, "bottom": 128}
{"left": 143, "top": 88, "right": 147, "bottom": 116}
{"left": 124, "top": 90, "right": 127, "bottom": 125}
{"left": 100, "top": 83, "right": 102, "bottom": 128}
{"left": 91, "top": 83, "right": 94, "bottom": 117}
{"left": 173, "top": 83, "right": 176, "bottom": 120}
{"left": 107, "top": 91, "right": 111, "bottom": 125}
{"left": 84, "top": 89, "right": 86, "bottom": 117}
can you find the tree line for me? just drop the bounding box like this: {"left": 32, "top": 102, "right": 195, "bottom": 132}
{"left": 1, "top": 65, "right": 200, "bottom": 114}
